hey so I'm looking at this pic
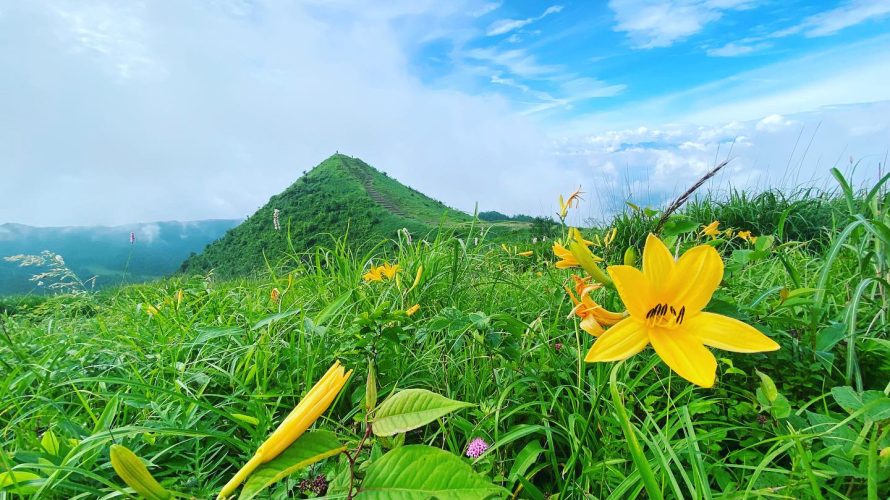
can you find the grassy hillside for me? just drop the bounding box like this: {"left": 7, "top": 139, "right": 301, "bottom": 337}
{"left": 1, "top": 169, "right": 887, "bottom": 498}
{"left": 0, "top": 220, "right": 239, "bottom": 296}
{"left": 180, "top": 154, "right": 473, "bottom": 277}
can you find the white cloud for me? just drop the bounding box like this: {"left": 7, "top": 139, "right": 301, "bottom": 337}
{"left": 0, "top": 0, "right": 565, "bottom": 226}
{"left": 608, "top": 0, "right": 755, "bottom": 48}
{"left": 555, "top": 102, "right": 890, "bottom": 219}
{"left": 486, "top": 4, "right": 563, "bottom": 36}
{"left": 706, "top": 41, "right": 771, "bottom": 57}
{"left": 797, "top": 0, "right": 890, "bottom": 37}
{"left": 755, "top": 114, "right": 794, "bottom": 131}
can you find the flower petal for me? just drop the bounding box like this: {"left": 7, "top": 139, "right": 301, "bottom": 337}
{"left": 665, "top": 244, "right": 723, "bottom": 315}
{"left": 642, "top": 233, "right": 675, "bottom": 291}
{"left": 584, "top": 318, "right": 649, "bottom": 362}
{"left": 686, "top": 312, "right": 780, "bottom": 353}
{"left": 606, "top": 265, "right": 654, "bottom": 319}
{"left": 649, "top": 328, "right": 717, "bottom": 388}
{"left": 580, "top": 316, "right": 604, "bottom": 337}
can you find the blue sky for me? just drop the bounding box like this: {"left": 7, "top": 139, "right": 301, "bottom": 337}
{"left": 1, "top": 0, "right": 889, "bottom": 226}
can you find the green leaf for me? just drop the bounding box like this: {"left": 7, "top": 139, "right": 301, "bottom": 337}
{"left": 40, "top": 430, "right": 60, "bottom": 456}
{"left": 356, "top": 445, "right": 507, "bottom": 499}
{"left": 508, "top": 440, "right": 543, "bottom": 483}
{"left": 0, "top": 471, "right": 43, "bottom": 495}
{"left": 238, "top": 430, "right": 345, "bottom": 500}
{"left": 831, "top": 386, "right": 863, "bottom": 414}
{"left": 755, "top": 371, "right": 778, "bottom": 403}
{"left": 251, "top": 309, "right": 301, "bottom": 330}
{"left": 372, "top": 389, "right": 473, "bottom": 437}
{"left": 662, "top": 217, "right": 699, "bottom": 237}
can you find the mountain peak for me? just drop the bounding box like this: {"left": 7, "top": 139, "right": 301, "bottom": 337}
{"left": 180, "top": 155, "right": 469, "bottom": 276}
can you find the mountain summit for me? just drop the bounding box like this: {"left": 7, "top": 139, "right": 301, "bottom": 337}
{"left": 180, "top": 154, "right": 470, "bottom": 276}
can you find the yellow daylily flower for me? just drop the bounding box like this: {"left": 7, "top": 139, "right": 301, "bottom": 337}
{"left": 363, "top": 262, "right": 400, "bottom": 282}
{"left": 737, "top": 230, "right": 757, "bottom": 244}
{"left": 363, "top": 268, "right": 383, "bottom": 282}
{"left": 379, "top": 262, "right": 400, "bottom": 279}
{"left": 701, "top": 221, "right": 720, "bottom": 239}
{"left": 270, "top": 287, "right": 280, "bottom": 302}
{"left": 553, "top": 242, "right": 579, "bottom": 268}
{"left": 406, "top": 304, "right": 420, "bottom": 316}
{"left": 175, "top": 289, "right": 184, "bottom": 305}
{"left": 218, "top": 362, "right": 352, "bottom": 499}
{"left": 566, "top": 276, "right": 626, "bottom": 336}
{"left": 558, "top": 186, "right": 584, "bottom": 218}
{"left": 585, "top": 234, "right": 780, "bottom": 388}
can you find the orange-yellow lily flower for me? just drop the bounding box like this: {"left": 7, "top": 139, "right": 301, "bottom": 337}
{"left": 701, "top": 221, "right": 720, "bottom": 239}
{"left": 218, "top": 361, "right": 352, "bottom": 499}
{"left": 585, "top": 234, "right": 780, "bottom": 388}
{"left": 566, "top": 276, "right": 626, "bottom": 336}
{"left": 363, "top": 262, "right": 400, "bottom": 282}
{"left": 379, "top": 262, "right": 400, "bottom": 279}
{"left": 558, "top": 186, "right": 584, "bottom": 218}
{"left": 737, "top": 230, "right": 757, "bottom": 244}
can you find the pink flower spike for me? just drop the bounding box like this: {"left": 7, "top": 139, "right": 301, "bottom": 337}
{"left": 466, "top": 437, "right": 489, "bottom": 458}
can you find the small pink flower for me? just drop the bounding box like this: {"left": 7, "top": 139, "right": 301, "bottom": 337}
{"left": 554, "top": 342, "right": 563, "bottom": 352}
{"left": 466, "top": 437, "right": 489, "bottom": 458}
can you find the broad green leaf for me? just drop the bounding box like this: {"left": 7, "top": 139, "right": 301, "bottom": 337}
{"left": 662, "top": 217, "right": 699, "bottom": 237}
{"left": 372, "top": 389, "right": 472, "bottom": 437}
{"left": 831, "top": 386, "right": 863, "bottom": 414}
{"left": 315, "top": 290, "right": 352, "bottom": 326}
{"left": 755, "top": 371, "right": 778, "bottom": 402}
{"left": 356, "top": 445, "right": 507, "bottom": 499}
{"left": 0, "top": 471, "right": 43, "bottom": 495}
{"left": 251, "top": 309, "right": 301, "bottom": 330}
{"left": 508, "top": 440, "right": 543, "bottom": 483}
{"left": 40, "top": 430, "right": 60, "bottom": 456}
{"left": 238, "top": 430, "right": 345, "bottom": 500}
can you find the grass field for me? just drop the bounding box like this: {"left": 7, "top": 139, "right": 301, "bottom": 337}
{"left": 1, "top": 167, "right": 888, "bottom": 499}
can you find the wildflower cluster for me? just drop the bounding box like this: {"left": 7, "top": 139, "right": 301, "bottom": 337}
{"left": 553, "top": 187, "right": 779, "bottom": 387}
{"left": 363, "top": 261, "right": 400, "bottom": 282}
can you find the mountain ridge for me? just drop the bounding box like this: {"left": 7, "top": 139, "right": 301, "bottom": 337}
{"left": 179, "top": 154, "right": 472, "bottom": 277}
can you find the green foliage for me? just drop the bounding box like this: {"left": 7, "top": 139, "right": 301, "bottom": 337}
{"left": 0, "top": 166, "right": 888, "bottom": 498}
{"left": 357, "top": 445, "right": 507, "bottom": 499}
{"left": 239, "top": 431, "right": 345, "bottom": 500}
{"left": 372, "top": 389, "right": 473, "bottom": 437}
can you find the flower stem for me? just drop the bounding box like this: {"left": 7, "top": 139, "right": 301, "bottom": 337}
{"left": 609, "top": 362, "right": 663, "bottom": 500}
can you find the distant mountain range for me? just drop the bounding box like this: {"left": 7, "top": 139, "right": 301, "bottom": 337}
{"left": 0, "top": 220, "right": 239, "bottom": 295}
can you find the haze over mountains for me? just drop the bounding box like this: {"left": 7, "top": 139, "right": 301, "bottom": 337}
{"left": 0, "top": 220, "right": 239, "bottom": 295}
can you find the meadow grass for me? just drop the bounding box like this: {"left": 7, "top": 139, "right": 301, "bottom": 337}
{"left": 1, "top": 171, "right": 888, "bottom": 499}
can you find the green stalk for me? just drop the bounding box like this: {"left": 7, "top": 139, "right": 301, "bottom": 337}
{"left": 609, "top": 362, "right": 663, "bottom": 500}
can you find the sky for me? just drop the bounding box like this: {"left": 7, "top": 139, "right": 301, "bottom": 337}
{"left": 1, "top": 0, "right": 889, "bottom": 226}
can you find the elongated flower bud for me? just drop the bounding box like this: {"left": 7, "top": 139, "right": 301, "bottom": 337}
{"left": 365, "top": 360, "right": 378, "bottom": 412}
{"left": 623, "top": 246, "right": 637, "bottom": 267}
{"left": 567, "top": 229, "right": 611, "bottom": 286}
{"left": 217, "top": 361, "right": 352, "bottom": 499}
{"left": 110, "top": 445, "right": 171, "bottom": 500}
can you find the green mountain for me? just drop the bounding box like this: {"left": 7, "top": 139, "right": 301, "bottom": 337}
{"left": 0, "top": 219, "right": 240, "bottom": 296}
{"left": 180, "top": 154, "right": 473, "bottom": 277}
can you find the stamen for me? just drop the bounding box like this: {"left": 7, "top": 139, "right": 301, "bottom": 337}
{"left": 677, "top": 306, "right": 686, "bottom": 324}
